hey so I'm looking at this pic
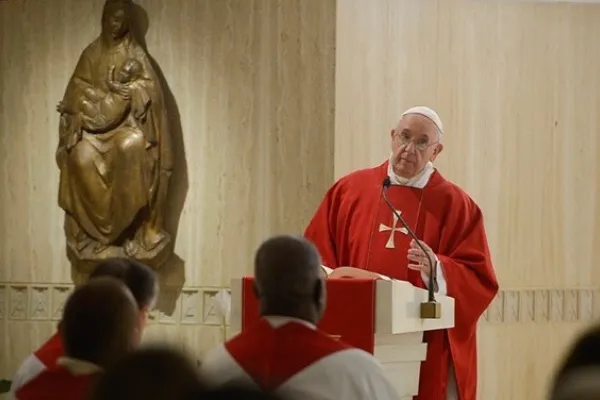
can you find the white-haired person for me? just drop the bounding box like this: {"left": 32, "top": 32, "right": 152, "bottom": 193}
{"left": 304, "top": 106, "right": 499, "bottom": 400}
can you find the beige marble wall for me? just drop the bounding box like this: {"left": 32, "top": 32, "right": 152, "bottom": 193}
{"left": 0, "top": 0, "right": 335, "bottom": 377}
{"left": 3, "top": 0, "right": 600, "bottom": 398}
{"left": 335, "top": 0, "right": 600, "bottom": 398}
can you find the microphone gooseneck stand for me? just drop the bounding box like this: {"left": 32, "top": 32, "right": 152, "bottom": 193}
{"left": 381, "top": 177, "right": 441, "bottom": 319}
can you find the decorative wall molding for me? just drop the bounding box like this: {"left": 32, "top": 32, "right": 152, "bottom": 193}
{"left": 1, "top": 284, "right": 598, "bottom": 326}
{"left": 482, "top": 289, "right": 600, "bottom": 324}
{"left": 0, "top": 282, "right": 231, "bottom": 327}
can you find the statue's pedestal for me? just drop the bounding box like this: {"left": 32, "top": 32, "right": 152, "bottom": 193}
{"left": 67, "top": 232, "right": 172, "bottom": 275}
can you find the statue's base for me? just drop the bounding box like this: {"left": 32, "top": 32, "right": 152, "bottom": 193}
{"left": 67, "top": 233, "right": 173, "bottom": 275}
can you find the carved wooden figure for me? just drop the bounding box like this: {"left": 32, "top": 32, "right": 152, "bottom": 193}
{"left": 56, "top": 0, "right": 173, "bottom": 271}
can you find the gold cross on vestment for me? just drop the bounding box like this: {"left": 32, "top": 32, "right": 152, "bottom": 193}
{"left": 378, "top": 210, "right": 408, "bottom": 249}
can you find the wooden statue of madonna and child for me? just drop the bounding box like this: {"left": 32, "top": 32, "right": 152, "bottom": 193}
{"left": 56, "top": 0, "right": 173, "bottom": 272}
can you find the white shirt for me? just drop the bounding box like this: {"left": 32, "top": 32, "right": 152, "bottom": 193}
{"left": 9, "top": 355, "right": 46, "bottom": 399}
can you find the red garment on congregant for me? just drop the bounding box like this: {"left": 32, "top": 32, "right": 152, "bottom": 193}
{"left": 15, "top": 366, "right": 100, "bottom": 400}
{"left": 34, "top": 331, "right": 64, "bottom": 368}
{"left": 226, "top": 318, "right": 350, "bottom": 390}
{"left": 304, "top": 161, "right": 499, "bottom": 400}
{"left": 10, "top": 330, "right": 64, "bottom": 394}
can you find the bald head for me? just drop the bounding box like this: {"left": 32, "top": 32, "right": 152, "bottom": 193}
{"left": 254, "top": 235, "right": 325, "bottom": 323}
{"left": 62, "top": 277, "right": 139, "bottom": 368}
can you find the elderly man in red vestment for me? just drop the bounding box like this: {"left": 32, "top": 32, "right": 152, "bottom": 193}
{"left": 304, "top": 106, "right": 499, "bottom": 400}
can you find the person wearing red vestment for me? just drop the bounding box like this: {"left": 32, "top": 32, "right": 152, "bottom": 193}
{"left": 198, "top": 235, "right": 400, "bottom": 400}
{"left": 10, "top": 258, "right": 157, "bottom": 397}
{"left": 304, "top": 106, "right": 499, "bottom": 400}
{"left": 15, "top": 278, "right": 140, "bottom": 400}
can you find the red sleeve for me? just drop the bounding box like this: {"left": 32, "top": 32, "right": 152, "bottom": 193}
{"left": 436, "top": 192, "right": 499, "bottom": 330}
{"left": 304, "top": 183, "right": 342, "bottom": 269}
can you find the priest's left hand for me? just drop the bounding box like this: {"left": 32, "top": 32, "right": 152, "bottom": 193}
{"left": 407, "top": 239, "right": 436, "bottom": 279}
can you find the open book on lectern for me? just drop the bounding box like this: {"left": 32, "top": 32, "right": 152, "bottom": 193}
{"left": 321, "top": 265, "right": 393, "bottom": 280}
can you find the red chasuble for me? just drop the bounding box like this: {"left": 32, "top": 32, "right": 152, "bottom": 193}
{"left": 304, "top": 160, "right": 499, "bottom": 400}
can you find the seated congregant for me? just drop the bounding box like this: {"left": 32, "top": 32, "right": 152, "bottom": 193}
{"left": 14, "top": 277, "right": 140, "bottom": 399}
{"left": 91, "top": 346, "right": 203, "bottom": 400}
{"left": 198, "top": 234, "right": 401, "bottom": 400}
{"left": 195, "top": 387, "right": 282, "bottom": 400}
{"left": 551, "top": 367, "right": 600, "bottom": 400}
{"left": 549, "top": 324, "right": 600, "bottom": 399}
{"left": 10, "top": 258, "right": 158, "bottom": 395}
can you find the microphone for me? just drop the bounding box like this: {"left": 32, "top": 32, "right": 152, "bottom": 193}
{"left": 381, "top": 177, "right": 441, "bottom": 319}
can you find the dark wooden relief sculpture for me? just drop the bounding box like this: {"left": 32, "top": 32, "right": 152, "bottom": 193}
{"left": 56, "top": 0, "right": 172, "bottom": 271}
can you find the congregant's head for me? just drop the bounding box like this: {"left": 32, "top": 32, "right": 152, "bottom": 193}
{"left": 550, "top": 324, "right": 600, "bottom": 399}
{"left": 390, "top": 106, "right": 444, "bottom": 179}
{"left": 90, "top": 346, "right": 203, "bottom": 400}
{"left": 89, "top": 257, "right": 158, "bottom": 342}
{"left": 61, "top": 277, "right": 139, "bottom": 369}
{"left": 551, "top": 367, "right": 600, "bottom": 400}
{"left": 253, "top": 235, "right": 326, "bottom": 324}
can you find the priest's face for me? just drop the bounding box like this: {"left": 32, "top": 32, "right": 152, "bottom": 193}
{"left": 390, "top": 114, "right": 443, "bottom": 178}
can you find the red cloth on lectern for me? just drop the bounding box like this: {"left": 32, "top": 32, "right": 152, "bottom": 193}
{"left": 241, "top": 277, "right": 376, "bottom": 353}
{"left": 304, "top": 161, "right": 499, "bottom": 400}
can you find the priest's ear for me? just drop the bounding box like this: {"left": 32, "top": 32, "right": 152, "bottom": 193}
{"left": 313, "top": 278, "right": 327, "bottom": 318}
{"left": 431, "top": 143, "right": 444, "bottom": 161}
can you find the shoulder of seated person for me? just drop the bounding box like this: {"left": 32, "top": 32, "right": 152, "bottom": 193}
{"left": 325, "top": 348, "right": 384, "bottom": 370}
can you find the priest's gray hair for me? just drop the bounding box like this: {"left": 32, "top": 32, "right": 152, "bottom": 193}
{"left": 399, "top": 106, "right": 444, "bottom": 144}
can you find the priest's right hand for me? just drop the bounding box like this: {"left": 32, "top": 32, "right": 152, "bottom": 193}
{"left": 328, "top": 267, "right": 380, "bottom": 280}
